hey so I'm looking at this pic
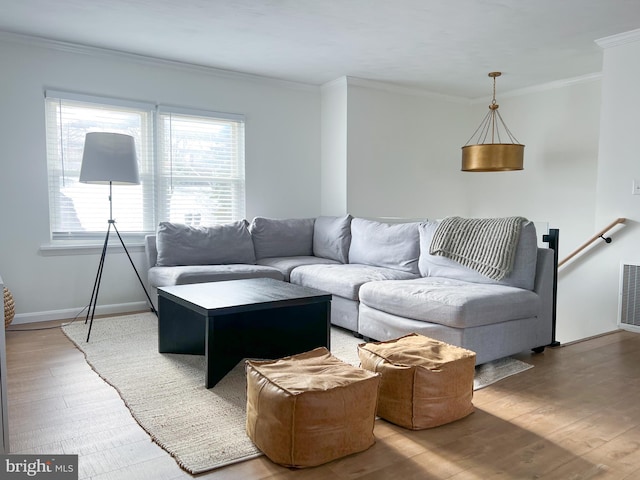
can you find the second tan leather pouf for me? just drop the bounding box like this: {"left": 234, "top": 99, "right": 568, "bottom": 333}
{"left": 245, "top": 347, "right": 380, "bottom": 468}
{"left": 358, "top": 333, "right": 476, "bottom": 430}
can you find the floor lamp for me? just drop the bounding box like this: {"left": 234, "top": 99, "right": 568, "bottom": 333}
{"left": 80, "top": 132, "right": 158, "bottom": 342}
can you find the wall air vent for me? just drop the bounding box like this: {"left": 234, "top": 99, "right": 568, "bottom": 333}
{"left": 619, "top": 263, "right": 640, "bottom": 332}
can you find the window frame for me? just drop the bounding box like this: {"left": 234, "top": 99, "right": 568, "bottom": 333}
{"left": 156, "top": 105, "right": 246, "bottom": 228}
{"left": 44, "top": 91, "right": 246, "bottom": 244}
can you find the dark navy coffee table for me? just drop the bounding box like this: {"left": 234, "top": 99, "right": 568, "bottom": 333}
{"left": 158, "top": 278, "right": 332, "bottom": 388}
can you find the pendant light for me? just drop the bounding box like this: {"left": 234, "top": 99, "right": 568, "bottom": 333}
{"left": 461, "top": 72, "right": 524, "bottom": 172}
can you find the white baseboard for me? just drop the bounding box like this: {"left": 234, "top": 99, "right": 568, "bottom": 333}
{"left": 11, "top": 301, "right": 151, "bottom": 325}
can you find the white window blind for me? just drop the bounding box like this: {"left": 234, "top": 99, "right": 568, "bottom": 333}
{"left": 157, "top": 108, "right": 245, "bottom": 226}
{"left": 44, "top": 92, "right": 246, "bottom": 240}
{"left": 45, "top": 92, "right": 155, "bottom": 239}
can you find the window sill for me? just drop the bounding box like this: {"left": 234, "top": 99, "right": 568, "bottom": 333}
{"left": 39, "top": 242, "right": 145, "bottom": 256}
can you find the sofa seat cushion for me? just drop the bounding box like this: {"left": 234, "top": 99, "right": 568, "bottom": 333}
{"left": 290, "top": 264, "right": 418, "bottom": 301}
{"left": 359, "top": 277, "right": 539, "bottom": 329}
{"left": 148, "top": 264, "right": 283, "bottom": 288}
{"left": 256, "top": 256, "right": 341, "bottom": 281}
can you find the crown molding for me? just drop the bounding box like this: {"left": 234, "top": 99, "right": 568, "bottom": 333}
{"left": 321, "top": 73, "right": 601, "bottom": 104}
{"left": 596, "top": 28, "right": 640, "bottom": 49}
{"left": 320, "top": 76, "right": 349, "bottom": 91}
{"left": 470, "top": 72, "right": 602, "bottom": 103}
{"left": 0, "top": 30, "right": 319, "bottom": 92}
{"left": 344, "top": 76, "right": 469, "bottom": 104}
{"left": 0, "top": 29, "right": 609, "bottom": 102}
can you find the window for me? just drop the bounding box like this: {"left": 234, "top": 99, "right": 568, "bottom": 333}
{"left": 157, "top": 108, "right": 245, "bottom": 227}
{"left": 45, "top": 92, "right": 245, "bottom": 241}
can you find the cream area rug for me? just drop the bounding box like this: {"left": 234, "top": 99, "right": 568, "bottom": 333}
{"left": 474, "top": 356, "right": 533, "bottom": 389}
{"left": 62, "top": 312, "right": 532, "bottom": 474}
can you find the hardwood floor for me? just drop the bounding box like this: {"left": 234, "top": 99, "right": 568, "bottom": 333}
{"left": 5, "top": 319, "right": 640, "bottom": 479}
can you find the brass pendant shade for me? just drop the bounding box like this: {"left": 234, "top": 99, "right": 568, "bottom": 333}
{"left": 462, "top": 72, "right": 524, "bottom": 172}
{"left": 462, "top": 144, "right": 524, "bottom": 172}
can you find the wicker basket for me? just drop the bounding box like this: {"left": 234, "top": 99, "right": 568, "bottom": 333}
{"left": 4, "top": 287, "right": 15, "bottom": 328}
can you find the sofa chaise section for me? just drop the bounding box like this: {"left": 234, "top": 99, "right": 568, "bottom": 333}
{"left": 356, "top": 220, "right": 554, "bottom": 364}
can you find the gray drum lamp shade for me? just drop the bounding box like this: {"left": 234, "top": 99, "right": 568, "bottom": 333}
{"left": 79, "top": 132, "right": 140, "bottom": 184}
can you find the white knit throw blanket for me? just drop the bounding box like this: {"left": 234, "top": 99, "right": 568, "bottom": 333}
{"left": 429, "top": 216, "right": 526, "bottom": 280}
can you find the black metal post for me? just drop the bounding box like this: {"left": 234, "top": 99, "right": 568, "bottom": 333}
{"left": 542, "top": 228, "right": 561, "bottom": 347}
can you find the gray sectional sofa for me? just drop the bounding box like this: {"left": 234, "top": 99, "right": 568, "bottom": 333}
{"left": 145, "top": 215, "right": 554, "bottom": 365}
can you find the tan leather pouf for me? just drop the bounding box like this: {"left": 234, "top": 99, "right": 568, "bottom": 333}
{"left": 358, "top": 333, "right": 476, "bottom": 430}
{"left": 246, "top": 347, "right": 380, "bottom": 468}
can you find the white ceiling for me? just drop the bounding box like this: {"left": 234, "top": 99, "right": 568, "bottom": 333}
{"left": 1, "top": 0, "right": 639, "bottom": 99}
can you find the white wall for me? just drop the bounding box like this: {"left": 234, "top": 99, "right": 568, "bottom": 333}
{"left": 344, "top": 79, "right": 471, "bottom": 220}
{"left": 464, "top": 80, "right": 600, "bottom": 235}
{"left": 0, "top": 35, "right": 321, "bottom": 321}
{"left": 590, "top": 34, "right": 640, "bottom": 339}
{"left": 320, "top": 78, "right": 348, "bottom": 216}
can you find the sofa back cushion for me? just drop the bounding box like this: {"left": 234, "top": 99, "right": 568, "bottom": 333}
{"left": 156, "top": 220, "right": 256, "bottom": 266}
{"left": 349, "top": 218, "right": 421, "bottom": 274}
{"left": 313, "top": 215, "right": 352, "bottom": 263}
{"left": 249, "top": 217, "right": 315, "bottom": 259}
{"left": 418, "top": 220, "right": 538, "bottom": 290}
